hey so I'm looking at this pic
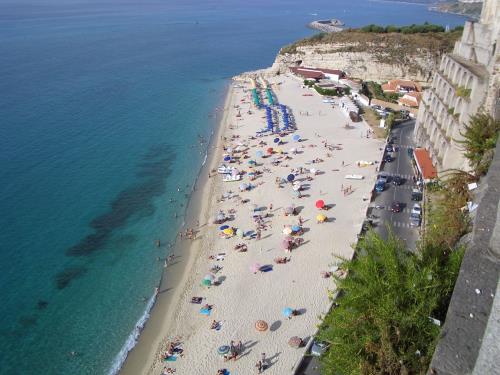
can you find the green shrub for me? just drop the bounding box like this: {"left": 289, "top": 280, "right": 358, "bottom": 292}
{"left": 456, "top": 86, "right": 471, "bottom": 99}
{"left": 317, "top": 231, "right": 463, "bottom": 374}
{"left": 459, "top": 113, "right": 500, "bottom": 176}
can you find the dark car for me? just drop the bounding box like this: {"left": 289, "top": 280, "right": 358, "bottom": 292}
{"left": 407, "top": 147, "right": 413, "bottom": 157}
{"left": 391, "top": 201, "right": 402, "bottom": 213}
{"left": 411, "top": 189, "right": 422, "bottom": 201}
{"left": 383, "top": 154, "right": 394, "bottom": 163}
{"left": 386, "top": 144, "right": 394, "bottom": 152}
{"left": 392, "top": 176, "right": 403, "bottom": 186}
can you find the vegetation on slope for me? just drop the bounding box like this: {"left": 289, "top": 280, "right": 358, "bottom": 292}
{"left": 317, "top": 231, "right": 464, "bottom": 375}
{"left": 280, "top": 26, "right": 462, "bottom": 56}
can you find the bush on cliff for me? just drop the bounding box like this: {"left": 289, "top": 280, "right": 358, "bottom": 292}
{"left": 459, "top": 112, "right": 500, "bottom": 176}
{"left": 317, "top": 231, "right": 463, "bottom": 375}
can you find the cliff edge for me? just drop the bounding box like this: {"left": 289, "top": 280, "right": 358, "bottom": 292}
{"left": 270, "top": 30, "right": 462, "bottom": 83}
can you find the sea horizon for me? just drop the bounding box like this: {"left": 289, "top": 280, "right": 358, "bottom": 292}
{"left": 0, "top": 1, "right": 466, "bottom": 373}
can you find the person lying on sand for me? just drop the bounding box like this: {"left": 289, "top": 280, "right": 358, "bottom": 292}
{"left": 210, "top": 320, "right": 219, "bottom": 330}
{"left": 190, "top": 297, "right": 203, "bottom": 304}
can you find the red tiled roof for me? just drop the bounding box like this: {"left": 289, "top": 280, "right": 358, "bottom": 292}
{"left": 414, "top": 148, "right": 437, "bottom": 180}
{"left": 398, "top": 92, "right": 422, "bottom": 107}
{"left": 382, "top": 79, "right": 421, "bottom": 93}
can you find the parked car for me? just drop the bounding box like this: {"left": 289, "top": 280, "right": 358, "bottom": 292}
{"left": 386, "top": 144, "right": 394, "bottom": 152}
{"left": 311, "top": 341, "right": 329, "bottom": 357}
{"left": 410, "top": 212, "right": 421, "bottom": 227}
{"left": 375, "top": 179, "right": 386, "bottom": 192}
{"left": 391, "top": 201, "right": 402, "bottom": 213}
{"left": 383, "top": 154, "right": 394, "bottom": 163}
{"left": 378, "top": 173, "right": 390, "bottom": 183}
{"left": 411, "top": 188, "right": 422, "bottom": 201}
{"left": 411, "top": 203, "right": 422, "bottom": 216}
{"left": 407, "top": 147, "right": 413, "bottom": 157}
{"left": 392, "top": 176, "right": 403, "bottom": 186}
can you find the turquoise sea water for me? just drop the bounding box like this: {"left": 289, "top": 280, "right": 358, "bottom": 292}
{"left": 0, "top": 1, "right": 465, "bottom": 374}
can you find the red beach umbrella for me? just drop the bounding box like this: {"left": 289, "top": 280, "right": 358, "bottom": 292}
{"left": 315, "top": 199, "right": 325, "bottom": 209}
{"left": 266, "top": 147, "right": 273, "bottom": 155}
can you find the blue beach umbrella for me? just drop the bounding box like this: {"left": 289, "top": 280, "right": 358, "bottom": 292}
{"left": 274, "top": 137, "right": 280, "bottom": 144}
{"left": 292, "top": 134, "right": 301, "bottom": 142}
{"left": 218, "top": 345, "right": 230, "bottom": 355}
{"left": 291, "top": 225, "right": 301, "bottom": 232}
{"left": 283, "top": 307, "right": 294, "bottom": 318}
{"left": 223, "top": 155, "right": 231, "bottom": 162}
{"left": 256, "top": 150, "right": 264, "bottom": 158}
{"left": 287, "top": 174, "right": 295, "bottom": 182}
{"left": 248, "top": 160, "right": 256, "bottom": 165}
{"left": 219, "top": 225, "right": 229, "bottom": 230}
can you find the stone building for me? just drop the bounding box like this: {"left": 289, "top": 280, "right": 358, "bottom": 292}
{"left": 413, "top": 0, "right": 499, "bottom": 172}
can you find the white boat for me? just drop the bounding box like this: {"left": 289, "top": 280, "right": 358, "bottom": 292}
{"left": 218, "top": 165, "right": 233, "bottom": 174}
{"left": 223, "top": 174, "right": 242, "bottom": 182}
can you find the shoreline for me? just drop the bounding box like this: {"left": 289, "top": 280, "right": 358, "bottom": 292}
{"left": 118, "top": 81, "right": 235, "bottom": 375}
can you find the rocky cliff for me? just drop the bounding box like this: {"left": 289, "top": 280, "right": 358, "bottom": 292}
{"left": 268, "top": 31, "right": 462, "bottom": 83}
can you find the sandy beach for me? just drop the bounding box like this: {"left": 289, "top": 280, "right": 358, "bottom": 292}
{"left": 121, "top": 72, "right": 383, "bottom": 375}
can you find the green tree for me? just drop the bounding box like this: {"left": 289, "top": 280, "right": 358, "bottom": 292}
{"left": 318, "top": 231, "right": 463, "bottom": 375}
{"left": 459, "top": 113, "right": 500, "bottom": 176}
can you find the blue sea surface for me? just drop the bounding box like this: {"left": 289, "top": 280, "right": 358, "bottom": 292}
{"left": 0, "top": 1, "right": 465, "bottom": 374}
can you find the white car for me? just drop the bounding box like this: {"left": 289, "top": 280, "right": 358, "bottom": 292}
{"left": 411, "top": 203, "right": 422, "bottom": 216}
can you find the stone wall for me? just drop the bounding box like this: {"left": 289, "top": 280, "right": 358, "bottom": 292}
{"left": 429, "top": 140, "right": 500, "bottom": 375}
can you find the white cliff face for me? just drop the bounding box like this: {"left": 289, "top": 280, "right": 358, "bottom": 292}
{"left": 270, "top": 43, "right": 444, "bottom": 83}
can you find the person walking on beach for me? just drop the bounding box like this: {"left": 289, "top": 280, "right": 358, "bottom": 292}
{"left": 256, "top": 360, "right": 263, "bottom": 374}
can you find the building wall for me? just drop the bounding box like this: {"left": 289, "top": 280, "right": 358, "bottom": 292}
{"left": 414, "top": 0, "right": 499, "bottom": 172}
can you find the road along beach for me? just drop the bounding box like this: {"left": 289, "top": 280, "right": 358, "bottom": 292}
{"left": 121, "top": 72, "right": 383, "bottom": 375}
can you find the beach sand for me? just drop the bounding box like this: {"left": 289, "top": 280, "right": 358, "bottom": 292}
{"left": 120, "top": 73, "right": 383, "bottom": 375}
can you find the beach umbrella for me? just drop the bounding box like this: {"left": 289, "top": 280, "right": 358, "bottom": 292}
{"left": 248, "top": 159, "right": 256, "bottom": 165}
{"left": 226, "top": 148, "right": 233, "bottom": 153}
{"left": 277, "top": 148, "right": 283, "bottom": 154}
{"left": 236, "top": 228, "right": 244, "bottom": 237}
{"left": 202, "top": 279, "right": 212, "bottom": 286}
{"left": 283, "top": 307, "right": 294, "bottom": 318}
{"left": 250, "top": 263, "right": 262, "bottom": 273}
{"left": 292, "top": 134, "right": 301, "bottom": 142}
{"left": 291, "top": 225, "right": 301, "bottom": 233}
{"left": 255, "top": 320, "right": 268, "bottom": 332}
{"left": 315, "top": 199, "right": 325, "bottom": 209}
{"left": 239, "top": 183, "right": 248, "bottom": 191}
{"left": 219, "top": 225, "right": 229, "bottom": 230}
{"left": 292, "top": 190, "right": 301, "bottom": 197}
{"left": 217, "top": 345, "right": 230, "bottom": 355}
{"left": 204, "top": 274, "right": 215, "bottom": 282}
{"left": 266, "top": 147, "right": 273, "bottom": 155}
{"left": 282, "top": 227, "right": 293, "bottom": 235}
{"left": 289, "top": 148, "right": 296, "bottom": 154}
{"left": 223, "top": 155, "right": 231, "bottom": 162}
{"left": 284, "top": 206, "right": 295, "bottom": 215}
{"left": 292, "top": 184, "right": 301, "bottom": 191}
{"left": 273, "top": 137, "right": 280, "bottom": 144}
{"left": 223, "top": 228, "right": 234, "bottom": 236}
{"left": 287, "top": 174, "right": 295, "bottom": 182}
{"left": 256, "top": 150, "right": 264, "bottom": 158}
{"left": 310, "top": 168, "right": 317, "bottom": 175}
{"left": 288, "top": 336, "right": 303, "bottom": 348}
{"left": 317, "top": 214, "right": 327, "bottom": 223}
